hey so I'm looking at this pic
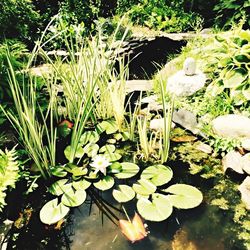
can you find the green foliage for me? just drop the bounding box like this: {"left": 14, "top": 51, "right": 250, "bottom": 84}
{"left": 0, "top": 147, "right": 19, "bottom": 212}
{"left": 128, "top": 0, "right": 203, "bottom": 32}
{"left": 214, "top": 0, "right": 250, "bottom": 29}
{"left": 0, "top": 0, "right": 40, "bottom": 43}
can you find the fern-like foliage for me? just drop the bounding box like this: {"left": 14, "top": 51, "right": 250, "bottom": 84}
{"left": 0, "top": 147, "right": 19, "bottom": 212}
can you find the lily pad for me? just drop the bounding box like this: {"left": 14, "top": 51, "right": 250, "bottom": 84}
{"left": 49, "top": 179, "right": 72, "bottom": 196}
{"left": 104, "top": 152, "right": 122, "bottom": 162}
{"left": 80, "top": 131, "right": 99, "bottom": 145}
{"left": 83, "top": 143, "right": 99, "bottom": 157}
{"left": 61, "top": 189, "right": 87, "bottom": 207}
{"left": 40, "top": 198, "right": 70, "bottom": 225}
{"left": 72, "top": 179, "right": 91, "bottom": 190}
{"left": 164, "top": 184, "right": 203, "bottom": 209}
{"left": 97, "top": 120, "right": 118, "bottom": 134}
{"left": 115, "top": 162, "right": 139, "bottom": 179}
{"left": 71, "top": 167, "right": 88, "bottom": 177}
{"left": 133, "top": 179, "right": 156, "bottom": 196}
{"left": 93, "top": 176, "right": 114, "bottom": 191}
{"left": 50, "top": 166, "right": 67, "bottom": 177}
{"left": 99, "top": 144, "right": 116, "bottom": 154}
{"left": 64, "top": 145, "right": 84, "bottom": 161}
{"left": 108, "top": 162, "right": 122, "bottom": 174}
{"left": 137, "top": 193, "right": 173, "bottom": 221}
{"left": 113, "top": 185, "right": 135, "bottom": 203}
{"left": 141, "top": 165, "right": 173, "bottom": 186}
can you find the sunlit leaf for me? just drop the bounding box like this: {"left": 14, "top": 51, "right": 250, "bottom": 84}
{"left": 104, "top": 152, "right": 122, "bottom": 162}
{"left": 40, "top": 198, "right": 70, "bottom": 225}
{"left": 113, "top": 185, "right": 135, "bottom": 203}
{"left": 224, "top": 70, "right": 246, "bottom": 88}
{"left": 163, "top": 184, "right": 203, "bottom": 209}
{"left": 72, "top": 179, "right": 91, "bottom": 190}
{"left": 61, "top": 189, "right": 87, "bottom": 207}
{"left": 137, "top": 193, "right": 173, "bottom": 221}
{"left": 93, "top": 176, "right": 114, "bottom": 191}
{"left": 83, "top": 143, "right": 99, "bottom": 157}
{"left": 141, "top": 165, "right": 173, "bottom": 186}
{"left": 99, "top": 144, "right": 116, "bottom": 154}
{"left": 133, "top": 179, "right": 156, "bottom": 195}
{"left": 49, "top": 179, "right": 72, "bottom": 196}
{"left": 115, "top": 162, "right": 139, "bottom": 179}
{"left": 80, "top": 131, "right": 99, "bottom": 145}
{"left": 97, "top": 120, "right": 118, "bottom": 134}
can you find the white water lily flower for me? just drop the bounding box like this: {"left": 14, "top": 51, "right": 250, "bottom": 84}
{"left": 90, "top": 155, "right": 111, "bottom": 176}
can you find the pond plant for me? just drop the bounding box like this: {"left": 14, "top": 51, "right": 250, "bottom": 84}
{"left": 0, "top": 20, "right": 203, "bottom": 244}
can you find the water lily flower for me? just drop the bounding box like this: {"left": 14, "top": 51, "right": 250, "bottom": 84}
{"left": 90, "top": 155, "right": 110, "bottom": 175}
{"left": 119, "top": 213, "right": 148, "bottom": 243}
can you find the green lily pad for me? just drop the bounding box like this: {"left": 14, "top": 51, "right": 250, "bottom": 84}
{"left": 133, "top": 179, "right": 156, "bottom": 196}
{"left": 49, "top": 179, "right": 72, "bottom": 196}
{"left": 141, "top": 165, "right": 173, "bottom": 186}
{"left": 112, "top": 185, "right": 135, "bottom": 203}
{"left": 64, "top": 145, "right": 84, "bottom": 161}
{"left": 108, "top": 162, "right": 122, "bottom": 174}
{"left": 40, "top": 198, "right": 70, "bottom": 225}
{"left": 72, "top": 179, "right": 91, "bottom": 190}
{"left": 115, "top": 162, "right": 139, "bottom": 179}
{"left": 93, "top": 176, "right": 114, "bottom": 191}
{"left": 104, "top": 152, "right": 122, "bottom": 162}
{"left": 164, "top": 184, "right": 203, "bottom": 209}
{"left": 137, "top": 193, "right": 173, "bottom": 221}
{"left": 83, "top": 143, "right": 99, "bottom": 157}
{"left": 50, "top": 166, "right": 67, "bottom": 177}
{"left": 97, "top": 120, "right": 118, "bottom": 134}
{"left": 99, "top": 144, "right": 116, "bottom": 154}
{"left": 61, "top": 189, "right": 87, "bottom": 207}
{"left": 80, "top": 131, "right": 99, "bottom": 145}
{"left": 71, "top": 167, "right": 88, "bottom": 177}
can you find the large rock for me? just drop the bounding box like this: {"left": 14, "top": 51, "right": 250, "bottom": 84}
{"left": 238, "top": 176, "right": 250, "bottom": 210}
{"left": 212, "top": 114, "right": 250, "bottom": 139}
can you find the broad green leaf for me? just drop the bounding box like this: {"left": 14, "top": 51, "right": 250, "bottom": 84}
{"left": 97, "top": 120, "right": 118, "bottom": 134}
{"left": 104, "top": 152, "right": 122, "bottom": 162}
{"left": 133, "top": 179, "right": 156, "bottom": 195}
{"left": 224, "top": 70, "right": 246, "bottom": 88}
{"left": 40, "top": 198, "right": 70, "bottom": 225}
{"left": 64, "top": 145, "right": 84, "bottom": 161}
{"left": 137, "top": 193, "right": 173, "bottom": 221}
{"left": 108, "top": 162, "right": 122, "bottom": 174}
{"left": 99, "top": 144, "right": 116, "bottom": 154}
{"left": 49, "top": 179, "right": 72, "bottom": 196}
{"left": 115, "top": 162, "right": 139, "bottom": 179}
{"left": 80, "top": 131, "right": 99, "bottom": 145}
{"left": 112, "top": 185, "right": 135, "bottom": 203}
{"left": 61, "top": 189, "right": 87, "bottom": 207}
{"left": 85, "top": 171, "right": 98, "bottom": 180}
{"left": 234, "top": 54, "right": 250, "bottom": 63}
{"left": 164, "top": 184, "right": 203, "bottom": 209}
{"left": 93, "top": 176, "right": 114, "bottom": 191}
{"left": 71, "top": 167, "right": 88, "bottom": 177}
{"left": 141, "top": 165, "right": 173, "bottom": 186}
{"left": 83, "top": 143, "right": 99, "bottom": 157}
{"left": 50, "top": 166, "right": 67, "bottom": 177}
{"left": 73, "top": 179, "right": 91, "bottom": 190}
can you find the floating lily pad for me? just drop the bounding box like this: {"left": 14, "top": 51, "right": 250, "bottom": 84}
{"left": 49, "top": 179, "right": 72, "bottom": 196}
{"left": 50, "top": 166, "right": 67, "bottom": 177}
{"left": 64, "top": 145, "right": 84, "bottom": 161}
{"left": 97, "top": 120, "right": 118, "bottom": 134}
{"left": 93, "top": 176, "right": 114, "bottom": 191}
{"left": 61, "top": 189, "right": 87, "bottom": 207}
{"left": 104, "top": 152, "right": 122, "bottom": 162}
{"left": 72, "top": 179, "right": 91, "bottom": 190}
{"left": 115, "top": 162, "right": 139, "bottom": 179}
{"left": 133, "top": 179, "right": 156, "bottom": 196}
{"left": 109, "top": 162, "right": 122, "bottom": 174}
{"left": 113, "top": 185, "right": 135, "bottom": 203}
{"left": 83, "top": 143, "right": 99, "bottom": 157}
{"left": 141, "top": 165, "right": 173, "bottom": 186}
{"left": 80, "top": 131, "right": 99, "bottom": 145}
{"left": 99, "top": 144, "right": 116, "bottom": 154}
{"left": 137, "top": 193, "right": 173, "bottom": 221}
{"left": 40, "top": 198, "right": 70, "bottom": 225}
{"left": 164, "top": 184, "right": 203, "bottom": 209}
{"left": 71, "top": 167, "right": 88, "bottom": 177}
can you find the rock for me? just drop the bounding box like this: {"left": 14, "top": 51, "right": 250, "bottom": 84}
{"left": 150, "top": 118, "right": 175, "bottom": 131}
{"left": 241, "top": 138, "right": 250, "bottom": 151}
{"left": 212, "top": 114, "right": 250, "bottom": 139}
{"left": 222, "top": 151, "right": 244, "bottom": 174}
{"left": 238, "top": 176, "right": 250, "bottom": 210}
{"left": 172, "top": 109, "right": 199, "bottom": 134}
{"left": 242, "top": 153, "right": 250, "bottom": 175}
{"left": 183, "top": 57, "right": 196, "bottom": 76}
{"left": 125, "top": 80, "right": 153, "bottom": 93}
{"left": 195, "top": 142, "right": 213, "bottom": 154}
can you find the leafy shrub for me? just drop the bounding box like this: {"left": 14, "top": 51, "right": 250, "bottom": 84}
{"left": 0, "top": 0, "right": 40, "bottom": 43}
{"left": 128, "top": 0, "right": 203, "bottom": 32}
{"left": 214, "top": 0, "right": 250, "bottom": 29}
{"left": 0, "top": 148, "right": 19, "bottom": 212}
